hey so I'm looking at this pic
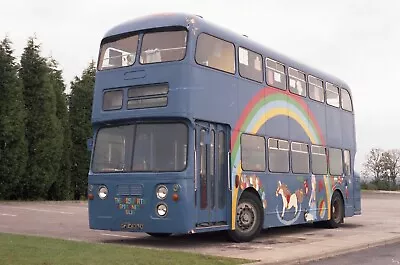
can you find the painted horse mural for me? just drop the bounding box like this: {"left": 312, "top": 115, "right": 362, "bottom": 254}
{"left": 275, "top": 181, "right": 304, "bottom": 218}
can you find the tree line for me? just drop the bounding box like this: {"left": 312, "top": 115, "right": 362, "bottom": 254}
{"left": 0, "top": 37, "right": 94, "bottom": 200}
{"left": 361, "top": 148, "right": 400, "bottom": 191}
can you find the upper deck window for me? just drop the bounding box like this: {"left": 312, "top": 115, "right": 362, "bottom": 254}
{"left": 140, "top": 29, "right": 187, "bottom": 64}
{"left": 326, "top": 82, "right": 340, "bottom": 107}
{"left": 238, "top": 47, "right": 263, "bottom": 83}
{"left": 341, "top": 88, "right": 353, "bottom": 112}
{"left": 98, "top": 35, "right": 139, "bottom": 71}
{"left": 288, "top": 68, "right": 306, "bottom": 97}
{"left": 266, "top": 58, "right": 286, "bottom": 90}
{"left": 195, "top": 33, "right": 235, "bottom": 74}
{"left": 308, "top": 75, "right": 325, "bottom": 102}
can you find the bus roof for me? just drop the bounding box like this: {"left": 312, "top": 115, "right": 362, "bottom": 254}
{"left": 103, "top": 12, "right": 350, "bottom": 91}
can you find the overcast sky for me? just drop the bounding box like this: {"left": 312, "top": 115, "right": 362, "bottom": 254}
{"left": 1, "top": 0, "right": 399, "bottom": 171}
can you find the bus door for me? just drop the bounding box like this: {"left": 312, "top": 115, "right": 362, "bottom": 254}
{"left": 195, "top": 122, "right": 229, "bottom": 228}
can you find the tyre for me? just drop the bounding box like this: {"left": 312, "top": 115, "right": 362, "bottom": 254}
{"left": 326, "top": 191, "right": 344, "bottom": 228}
{"left": 227, "top": 191, "right": 264, "bottom": 242}
{"left": 146, "top": 233, "right": 172, "bottom": 238}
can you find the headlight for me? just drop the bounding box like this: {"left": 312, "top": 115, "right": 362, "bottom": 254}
{"left": 156, "top": 203, "right": 168, "bottom": 217}
{"left": 156, "top": 185, "right": 168, "bottom": 200}
{"left": 98, "top": 186, "right": 108, "bottom": 199}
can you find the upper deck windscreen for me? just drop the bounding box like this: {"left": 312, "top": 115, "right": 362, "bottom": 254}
{"left": 97, "top": 28, "right": 187, "bottom": 70}
{"left": 98, "top": 35, "right": 139, "bottom": 70}
{"left": 140, "top": 30, "right": 187, "bottom": 64}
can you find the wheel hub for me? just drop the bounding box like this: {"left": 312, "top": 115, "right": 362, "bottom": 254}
{"left": 237, "top": 202, "right": 256, "bottom": 232}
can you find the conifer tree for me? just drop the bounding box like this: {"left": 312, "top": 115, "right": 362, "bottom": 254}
{"left": 20, "top": 37, "right": 62, "bottom": 199}
{"left": 47, "top": 58, "right": 72, "bottom": 200}
{"left": 69, "top": 61, "right": 95, "bottom": 200}
{"left": 0, "top": 38, "right": 28, "bottom": 199}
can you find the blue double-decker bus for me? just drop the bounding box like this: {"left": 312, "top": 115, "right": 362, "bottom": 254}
{"left": 87, "top": 12, "right": 361, "bottom": 242}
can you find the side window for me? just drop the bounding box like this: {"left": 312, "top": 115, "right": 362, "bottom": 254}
{"left": 218, "top": 131, "right": 226, "bottom": 208}
{"left": 195, "top": 33, "right": 235, "bottom": 74}
{"left": 266, "top": 58, "right": 286, "bottom": 90}
{"left": 268, "top": 138, "right": 289, "bottom": 172}
{"left": 103, "top": 90, "right": 123, "bottom": 111}
{"left": 199, "top": 129, "right": 207, "bottom": 209}
{"left": 341, "top": 88, "right": 353, "bottom": 112}
{"left": 326, "top": 82, "right": 340, "bottom": 107}
{"left": 343, "top": 149, "right": 351, "bottom": 176}
{"left": 241, "top": 134, "right": 265, "bottom": 171}
{"left": 209, "top": 130, "right": 215, "bottom": 208}
{"left": 288, "top": 68, "right": 307, "bottom": 97}
{"left": 311, "top": 145, "right": 327, "bottom": 174}
{"left": 308, "top": 75, "right": 325, "bottom": 102}
{"left": 329, "top": 148, "right": 343, "bottom": 176}
{"left": 291, "top": 142, "right": 309, "bottom": 174}
{"left": 238, "top": 47, "right": 263, "bottom": 83}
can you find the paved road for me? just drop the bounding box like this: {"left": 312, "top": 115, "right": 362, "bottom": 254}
{"left": 0, "top": 191, "right": 400, "bottom": 265}
{"left": 306, "top": 241, "right": 400, "bottom": 265}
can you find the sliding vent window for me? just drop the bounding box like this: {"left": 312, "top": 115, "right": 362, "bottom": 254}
{"left": 326, "top": 82, "right": 340, "bottom": 107}
{"left": 311, "top": 145, "right": 327, "bottom": 174}
{"left": 140, "top": 30, "right": 187, "bottom": 64}
{"left": 288, "top": 68, "right": 306, "bottom": 97}
{"left": 308, "top": 75, "right": 325, "bottom": 102}
{"left": 268, "top": 138, "right": 289, "bottom": 173}
{"left": 238, "top": 47, "right": 263, "bottom": 82}
{"left": 266, "top": 59, "right": 286, "bottom": 90}
{"left": 98, "top": 35, "right": 138, "bottom": 70}
{"left": 127, "top": 84, "right": 169, "bottom": 109}
{"left": 291, "top": 142, "right": 309, "bottom": 174}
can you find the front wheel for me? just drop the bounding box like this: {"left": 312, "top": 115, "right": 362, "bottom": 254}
{"left": 227, "top": 191, "right": 263, "bottom": 242}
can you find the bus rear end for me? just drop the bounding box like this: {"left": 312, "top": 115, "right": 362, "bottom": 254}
{"left": 87, "top": 14, "right": 197, "bottom": 236}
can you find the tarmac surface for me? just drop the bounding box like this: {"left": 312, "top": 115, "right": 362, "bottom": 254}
{"left": 305, "top": 241, "right": 400, "bottom": 265}
{"left": 0, "top": 191, "right": 400, "bottom": 265}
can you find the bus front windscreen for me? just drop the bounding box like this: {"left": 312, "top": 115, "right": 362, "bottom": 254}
{"left": 139, "top": 29, "right": 187, "bottom": 64}
{"left": 97, "top": 28, "right": 187, "bottom": 70}
{"left": 98, "top": 34, "right": 139, "bottom": 70}
{"left": 92, "top": 123, "right": 188, "bottom": 173}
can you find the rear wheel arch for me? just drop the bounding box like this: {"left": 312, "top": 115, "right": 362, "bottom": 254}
{"left": 328, "top": 189, "right": 345, "bottom": 227}
{"left": 227, "top": 189, "right": 264, "bottom": 242}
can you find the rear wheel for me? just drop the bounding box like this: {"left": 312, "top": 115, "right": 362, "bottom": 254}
{"left": 227, "top": 191, "right": 263, "bottom": 242}
{"left": 326, "top": 191, "right": 344, "bottom": 228}
{"left": 146, "top": 233, "right": 172, "bottom": 238}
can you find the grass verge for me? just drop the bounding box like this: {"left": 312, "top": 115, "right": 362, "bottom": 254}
{"left": 0, "top": 233, "right": 251, "bottom": 265}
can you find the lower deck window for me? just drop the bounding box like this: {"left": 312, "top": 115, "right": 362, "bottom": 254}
{"left": 268, "top": 138, "right": 289, "bottom": 173}
{"left": 241, "top": 134, "right": 266, "bottom": 171}
{"left": 311, "top": 145, "right": 327, "bottom": 174}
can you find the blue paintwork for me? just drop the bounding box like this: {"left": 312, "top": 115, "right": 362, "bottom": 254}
{"left": 88, "top": 12, "right": 360, "bottom": 235}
